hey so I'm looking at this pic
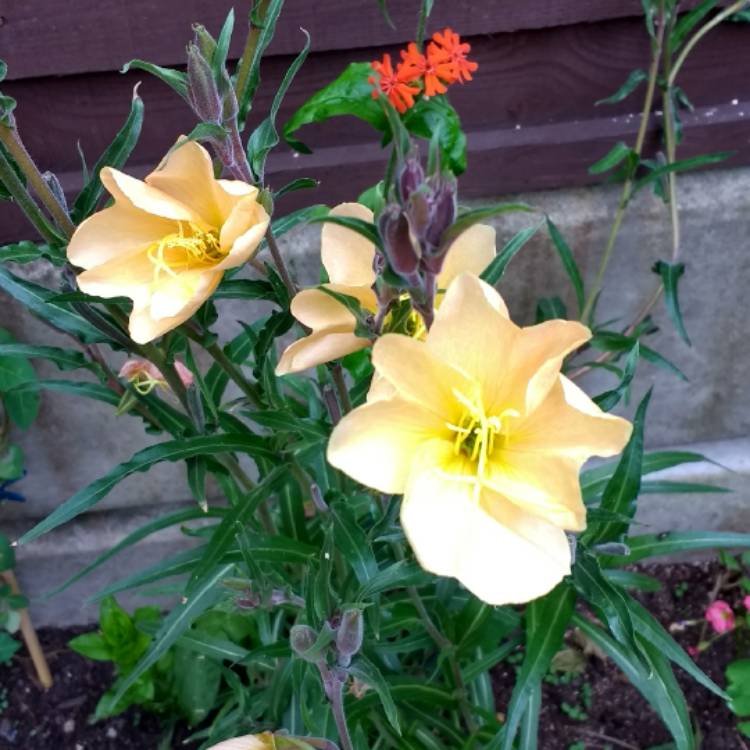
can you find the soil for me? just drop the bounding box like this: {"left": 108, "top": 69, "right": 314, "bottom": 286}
{"left": 492, "top": 561, "right": 747, "bottom": 750}
{"left": 0, "top": 562, "right": 744, "bottom": 749}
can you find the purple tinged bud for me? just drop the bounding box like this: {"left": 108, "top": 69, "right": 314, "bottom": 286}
{"left": 398, "top": 157, "right": 425, "bottom": 204}
{"left": 290, "top": 624, "right": 320, "bottom": 663}
{"left": 186, "top": 42, "right": 222, "bottom": 123}
{"left": 192, "top": 23, "right": 218, "bottom": 64}
{"left": 423, "top": 175, "right": 457, "bottom": 253}
{"left": 336, "top": 608, "right": 364, "bottom": 667}
{"left": 379, "top": 205, "right": 420, "bottom": 278}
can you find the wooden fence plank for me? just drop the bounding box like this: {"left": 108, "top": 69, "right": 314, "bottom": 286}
{"left": 2, "top": 0, "right": 650, "bottom": 81}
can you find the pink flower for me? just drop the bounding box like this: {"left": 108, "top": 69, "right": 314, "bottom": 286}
{"left": 705, "top": 600, "right": 735, "bottom": 634}
{"left": 743, "top": 595, "right": 750, "bottom": 612}
{"left": 119, "top": 358, "right": 194, "bottom": 394}
{"left": 687, "top": 645, "right": 699, "bottom": 658}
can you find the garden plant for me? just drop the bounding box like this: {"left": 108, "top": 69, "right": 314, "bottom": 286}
{"left": 1, "top": 0, "right": 750, "bottom": 748}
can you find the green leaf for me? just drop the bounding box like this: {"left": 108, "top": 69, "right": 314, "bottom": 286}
{"left": 519, "top": 682, "right": 541, "bottom": 750}
{"left": 213, "top": 9, "right": 235, "bottom": 79}
{"left": 641, "top": 479, "right": 728, "bottom": 494}
{"left": 653, "top": 261, "right": 690, "bottom": 346}
{"left": 0, "top": 268, "right": 107, "bottom": 343}
{"left": 19, "top": 434, "right": 274, "bottom": 545}
{"left": 546, "top": 218, "right": 585, "bottom": 312}
{"left": 274, "top": 177, "right": 319, "bottom": 198}
{"left": 356, "top": 560, "right": 432, "bottom": 599}
{"left": 349, "top": 654, "right": 401, "bottom": 735}
{"left": 585, "top": 389, "right": 650, "bottom": 545}
{"left": 589, "top": 141, "right": 638, "bottom": 176}
{"left": 0, "top": 240, "right": 46, "bottom": 264}
{"left": 573, "top": 614, "right": 695, "bottom": 750}
{"left": 0, "top": 343, "right": 105, "bottom": 380}
{"left": 236, "top": 0, "right": 285, "bottom": 125}
{"left": 71, "top": 88, "right": 144, "bottom": 222}
{"left": 0, "top": 632, "right": 21, "bottom": 664}
{"left": 727, "top": 659, "right": 750, "bottom": 717}
{"left": 441, "top": 204, "right": 535, "bottom": 247}
{"left": 480, "top": 224, "right": 542, "bottom": 285}
{"left": 534, "top": 297, "right": 567, "bottom": 323}
{"left": 214, "top": 279, "right": 276, "bottom": 301}
{"left": 174, "top": 643, "right": 222, "bottom": 726}
{"left": 593, "top": 342, "right": 639, "bottom": 412}
{"left": 111, "top": 564, "right": 232, "bottom": 705}
{"left": 284, "top": 62, "right": 387, "bottom": 153}
{"left": 604, "top": 531, "right": 750, "bottom": 566}
{"left": 572, "top": 551, "right": 648, "bottom": 675}
{"left": 496, "top": 583, "right": 576, "bottom": 750}
{"left": 0, "top": 329, "right": 39, "bottom": 429}
{"left": 589, "top": 330, "right": 687, "bottom": 381}
{"left": 68, "top": 632, "right": 112, "bottom": 661}
{"left": 271, "top": 204, "right": 330, "bottom": 239}
{"left": 596, "top": 69, "right": 648, "bottom": 105}
{"left": 671, "top": 0, "right": 717, "bottom": 49}
{"left": 330, "top": 503, "right": 379, "bottom": 585}
{"left": 121, "top": 60, "right": 188, "bottom": 100}
{"left": 7, "top": 379, "right": 119, "bottom": 406}
{"left": 247, "top": 30, "right": 310, "bottom": 182}
{"left": 626, "top": 595, "right": 727, "bottom": 699}
{"left": 45, "top": 506, "right": 223, "bottom": 598}
{"left": 633, "top": 152, "right": 733, "bottom": 195}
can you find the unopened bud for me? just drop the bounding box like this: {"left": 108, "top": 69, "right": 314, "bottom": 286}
{"left": 42, "top": 171, "right": 68, "bottom": 213}
{"left": 336, "top": 608, "right": 364, "bottom": 667}
{"left": 398, "top": 156, "right": 425, "bottom": 204}
{"left": 379, "top": 205, "right": 420, "bottom": 281}
{"left": 290, "top": 623, "right": 334, "bottom": 665}
{"left": 187, "top": 42, "right": 222, "bottom": 123}
{"left": 192, "top": 23, "right": 218, "bottom": 66}
{"left": 205, "top": 732, "right": 276, "bottom": 750}
{"left": 423, "top": 175, "right": 457, "bottom": 253}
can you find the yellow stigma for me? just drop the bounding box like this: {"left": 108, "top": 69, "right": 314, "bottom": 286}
{"left": 447, "top": 387, "right": 519, "bottom": 483}
{"left": 147, "top": 222, "right": 224, "bottom": 281}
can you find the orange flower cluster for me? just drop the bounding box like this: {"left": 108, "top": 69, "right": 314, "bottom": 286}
{"left": 369, "top": 28, "right": 478, "bottom": 114}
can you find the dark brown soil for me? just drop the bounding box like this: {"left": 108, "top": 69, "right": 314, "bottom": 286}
{"left": 0, "top": 626, "right": 197, "bottom": 750}
{"left": 493, "top": 561, "right": 748, "bottom": 750}
{"left": 0, "top": 563, "right": 744, "bottom": 749}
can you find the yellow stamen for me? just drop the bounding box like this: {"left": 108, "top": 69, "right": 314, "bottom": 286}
{"left": 146, "top": 222, "right": 223, "bottom": 282}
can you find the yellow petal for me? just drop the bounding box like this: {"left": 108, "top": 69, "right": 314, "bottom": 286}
{"left": 101, "top": 167, "right": 200, "bottom": 223}
{"left": 206, "top": 734, "right": 273, "bottom": 750}
{"left": 147, "top": 139, "right": 255, "bottom": 228}
{"left": 215, "top": 196, "right": 270, "bottom": 271}
{"left": 325, "top": 283, "right": 378, "bottom": 313}
{"left": 426, "top": 273, "right": 516, "bottom": 405}
{"left": 290, "top": 289, "right": 357, "bottom": 330}
{"left": 372, "top": 334, "right": 471, "bottom": 420}
{"left": 321, "top": 203, "right": 376, "bottom": 287}
{"left": 511, "top": 376, "right": 633, "bottom": 460}
{"left": 508, "top": 320, "right": 591, "bottom": 414}
{"left": 367, "top": 372, "right": 397, "bottom": 403}
{"left": 276, "top": 328, "right": 369, "bottom": 375}
{"left": 76, "top": 249, "right": 155, "bottom": 307}
{"left": 327, "top": 397, "right": 446, "bottom": 494}
{"left": 485, "top": 451, "right": 587, "bottom": 530}
{"left": 437, "top": 223, "right": 496, "bottom": 290}
{"left": 67, "top": 202, "right": 176, "bottom": 270}
{"left": 400, "top": 441, "right": 572, "bottom": 605}
{"left": 128, "top": 271, "right": 222, "bottom": 344}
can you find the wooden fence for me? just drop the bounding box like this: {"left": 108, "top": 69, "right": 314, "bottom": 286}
{"left": 1, "top": 0, "right": 749, "bottom": 243}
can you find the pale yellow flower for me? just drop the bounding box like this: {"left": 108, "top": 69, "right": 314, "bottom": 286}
{"left": 206, "top": 734, "right": 315, "bottom": 750}
{"left": 327, "top": 273, "right": 632, "bottom": 605}
{"left": 67, "top": 139, "right": 270, "bottom": 344}
{"left": 275, "top": 204, "right": 496, "bottom": 375}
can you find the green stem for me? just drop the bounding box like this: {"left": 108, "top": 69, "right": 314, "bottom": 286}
{"left": 331, "top": 363, "right": 352, "bottom": 415}
{"left": 415, "top": 0, "right": 431, "bottom": 50}
{"left": 0, "top": 146, "right": 61, "bottom": 245}
{"left": 0, "top": 123, "right": 76, "bottom": 238}
{"left": 580, "top": 0, "right": 666, "bottom": 323}
{"left": 668, "top": 0, "right": 750, "bottom": 89}
{"left": 265, "top": 225, "right": 298, "bottom": 298}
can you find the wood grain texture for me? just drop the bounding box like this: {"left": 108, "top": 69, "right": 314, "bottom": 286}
{"left": 2, "top": 0, "right": 651, "bottom": 81}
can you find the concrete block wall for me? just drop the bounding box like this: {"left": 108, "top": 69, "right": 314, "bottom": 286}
{"left": 2, "top": 165, "right": 748, "bottom": 624}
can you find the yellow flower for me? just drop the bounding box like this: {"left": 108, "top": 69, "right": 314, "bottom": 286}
{"left": 67, "top": 139, "right": 270, "bottom": 344}
{"left": 206, "top": 734, "right": 315, "bottom": 750}
{"left": 327, "top": 273, "right": 632, "bottom": 605}
{"left": 275, "top": 204, "right": 496, "bottom": 375}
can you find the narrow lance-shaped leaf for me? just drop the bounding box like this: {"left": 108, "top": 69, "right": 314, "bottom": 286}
{"left": 596, "top": 69, "right": 648, "bottom": 105}
{"left": 18, "top": 434, "right": 274, "bottom": 545}
{"left": 653, "top": 260, "right": 691, "bottom": 346}
{"left": 546, "top": 218, "right": 585, "bottom": 312}
{"left": 593, "top": 342, "right": 639, "bottom": 412}
{"left": 441, "top": 203, "right": 535, "bottom": 247}
{"left": 588, "top": 141, "right": 638, "bottom": 176}
{"left": 247, "top": 29, "right": 311, "bottom": 182}
{"left": 121, "top": 60, "right": 188, "bottom": 100}
{"left": 72, "top": 87, "right": 144, "bottom": 222}
{"left": 632, "top": 152, "right": 733, "bottom": 196}
{"left": 349, "top": 654, "right": 401, "bottom": 735}
{"left": 584, "top": 389, "right": 651, "bottom": 545}
{"left": 481, "top": 223, "right": 542, "bottom": 286}
{"left": 603, "top": 531, "right": 750, "bottom": 566}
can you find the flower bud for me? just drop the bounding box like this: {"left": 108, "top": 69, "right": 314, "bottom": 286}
{"left": 206, "top": 732, "right": 275, "bottom": 750}
{"left": 290, "top": 624, "right": 325, "bottom": 664}
{"left": 187, "top": 41, "right": 223, "bottom": 123}
{"left": 398, "top": 156, "right": 425, "bottom": 204}
{"left": 422, "top": 175, "right": 457, "bottom": 253}
{"left": 378, "top": 205, "right": 420, "bottom": 281}
{"left": 335, "top": 608, "right": 364, "bottom": 667}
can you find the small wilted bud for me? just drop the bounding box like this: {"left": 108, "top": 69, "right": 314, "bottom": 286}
{"left": 335, "top": 608, "right": 364, "bottom": 667}
{"left": 42, "top": 171, "right": 68, "bottom": 213}
{"left": 398, "top": 156, "right": 425, "bottom": 204}
{"left": 192, "top": 23, "right": 218, "bottom": 66}
{"left": 290, "top": 624, "right": 324, "bottom": 663}
{"left": 378, "top": 205, "right": 420, "bottom": 282}
{"left": 187, "top": 42, "right": 223, "bottom": 123}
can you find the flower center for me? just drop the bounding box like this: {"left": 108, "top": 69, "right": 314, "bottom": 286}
{"left": 447, "top": 387, "right": 519, "bottom": 481}
{"left": 146, "top": 222, "right": 223, "bottom": 282}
